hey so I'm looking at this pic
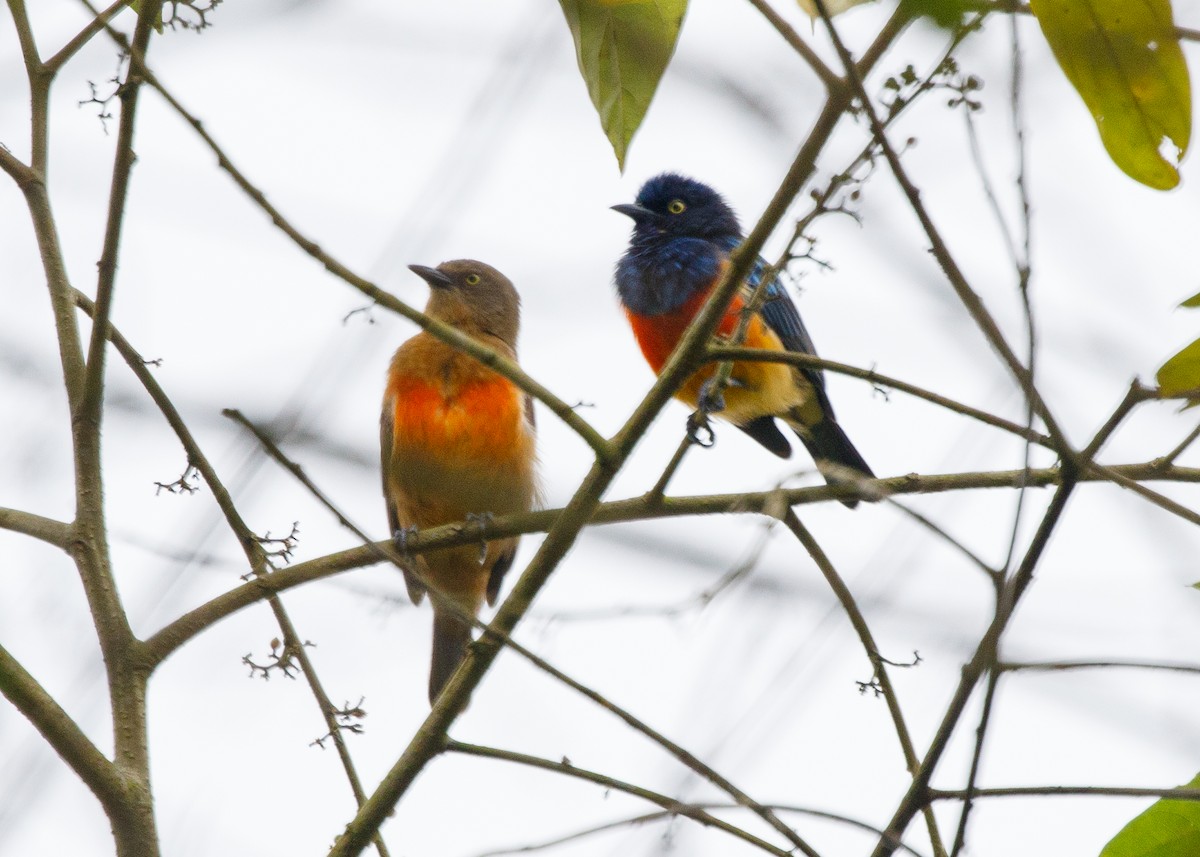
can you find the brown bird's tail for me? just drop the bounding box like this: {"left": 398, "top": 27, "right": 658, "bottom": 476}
{"left": 429, "top": 607, "right": 473, "bottom": 703}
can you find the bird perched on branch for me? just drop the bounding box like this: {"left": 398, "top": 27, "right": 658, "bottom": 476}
{"left": 612, "top": 173, "right": 873, "bottom": 505}
{"left": 381, "top": 260, "right": 538, "bottom": 702}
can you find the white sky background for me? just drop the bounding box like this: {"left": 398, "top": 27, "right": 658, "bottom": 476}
{"left": 3, "top": 1, "right": 1200, "bottom": 855}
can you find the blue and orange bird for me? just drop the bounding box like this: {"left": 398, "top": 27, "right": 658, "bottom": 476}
{"left": 613, "top": 173, "right": 873, "bottom": 505}
{"left": 381, "top": 260, "right": 538, "bottom": 703}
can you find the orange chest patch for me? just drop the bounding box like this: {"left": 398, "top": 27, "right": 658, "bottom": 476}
{"left": 388, "top": 375, "right": 528, "bottom": 462}
{"left": 626, "top": 289, "right": 760, "bottom": 373}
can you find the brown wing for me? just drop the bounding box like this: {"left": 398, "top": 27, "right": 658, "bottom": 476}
{"left": 381, "top": 393, "right": 427, "bottom": 605}
{"left": 523, "top": 393, "right": 536, "bottom": 432}
{"left": 485, "top": 539, "right": 519, "bottom": 606}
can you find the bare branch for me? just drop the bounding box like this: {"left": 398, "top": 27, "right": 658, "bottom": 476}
{"left": 932, "top": 784, "right": 1200, "bottom": 802}
{"left": 0, "top": 642, "right": 126, "bottom": 821}
{"left": 473, "top": 804, "right": 929, "bottom": 857}
{"left": 708, "top": 346, "right": 1052, "bottom": 446}
{"left": 45, "top": 0, "right": 127, "bottom": 74}
{"left": 145, "top": 459, "right": 1200, "bottom": 665}
{"left": 999, "top": 659, "right": 1200, "bottom": 676}
{"left": 444, "top": 741, "right": 795, "bottom": 857}
{"left": 745, "top": 0, "right": 841, "bottom": 92}
{"left": 783, "top": 510, "right": 947, "bottom": 856}
{"left": 0, "top": 506, "right": 72, "bottom": 549}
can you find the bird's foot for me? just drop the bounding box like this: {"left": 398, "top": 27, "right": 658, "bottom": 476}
{"left": 465, "top": 512, "right": 493, "bottom": 565}
{"left": 392, "top": 525, "right": 421, "bottom": 556}
{"left": 686, "top": 411, "right": 716, "bottom": 448}
{"left": 697, "top": 377, "right": 727, "bottom": 416}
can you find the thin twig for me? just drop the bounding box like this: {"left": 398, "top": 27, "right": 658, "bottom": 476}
{"left": 45, "top": 0, "right": 126, "bottom": 73}
{"left": 1158, "top": 421, "right": 1200, "bottom": 467}
{"left": 473, "top": 803, "right": 928, "bottom": 857}
{"left": 445, "top": 741, "right": 796, "bottom": 857}
{"left": 999, "top": 659, "right": 1200, "bottom": 675}
{"left": 708, "top": 347, "right": 1051, "bottom": 446}
{"left": 745, "top": 0, "right": 842, "bottom": 92}
{"left": 783, "top": 510, "right": 947, "bottom": 857}
{"left": 931, "top": 785, "right": 1200, "bottom": 802}
{"left": 949, "top": 669, "right": 1000, "bottom": 857}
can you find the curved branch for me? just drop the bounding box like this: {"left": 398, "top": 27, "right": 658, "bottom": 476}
{"left": 143, "top": 460, "right": 1200, "bottom": 666}
{"left": 783, "top": 510, "right": 947, "bottom": 855}
{"left": 474, "top": 803, "right": 929, "bottom": 857}
{"left": 708, "top": 346, "right": 1052, "bottom": 446}
{"left": 445, "top": 741, "right": 794, "bottom": 857}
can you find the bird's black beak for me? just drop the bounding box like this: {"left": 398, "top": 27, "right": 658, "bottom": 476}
{"left": 408, "top": 264, "right": 454, "bottom": 290}
{"left": 611, "top": 203, "right": 661, "bottom": 225}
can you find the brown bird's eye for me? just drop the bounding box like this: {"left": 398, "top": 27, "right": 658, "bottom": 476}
{"left": 464, "top": 273, "right": 481, "bottom": 285}
{"left": 667, "top": 199, "right": 686, "bottom": 214}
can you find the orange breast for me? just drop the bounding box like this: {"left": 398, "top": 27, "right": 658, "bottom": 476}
{"left": 626, "top": 288, "right": 747, "bottom": 373}
{"left": 389, "top": 375, "right": 528, "bottom": 464}
{"left": 626, "top": 289, "right": 804, "bottom": 421}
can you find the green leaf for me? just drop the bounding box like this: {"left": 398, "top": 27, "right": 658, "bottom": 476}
{"left": 1029, "top": 0, "right": 1191, "bottom": 190}
{"left": 1100, "top": 773, "right": 1200, "bottom": 857}
{"left": 126, "top": 0, "right": 165, "bottom": 33}
{"left": 797, "top": 0, "right": 876, "bottom": 19}
{"left": 897, "top": 0, "right": 972, "bottom": 29}
{"left": 1180, "top": 290, "right": 1200, "bottom": 308}
{"left": 558, "top": 0, "right": 687, "bottom": 171}
{"left": 1158, "top": 338, "right": 1200, "bottom": 401}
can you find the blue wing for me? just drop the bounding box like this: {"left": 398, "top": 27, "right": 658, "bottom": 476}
{"left": 718, "top": 237, "right": 835, "bottom": 416}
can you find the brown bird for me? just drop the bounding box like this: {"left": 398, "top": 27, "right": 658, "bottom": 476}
{"left": 381, "top": 260, "right": 539, "bottom": 702}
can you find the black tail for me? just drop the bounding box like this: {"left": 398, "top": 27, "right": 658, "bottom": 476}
{"left": 790, "top": 417, "right": 874, "bottom": 508}
{"left": 429, "top": 608, "right": 472, "bottom": 704}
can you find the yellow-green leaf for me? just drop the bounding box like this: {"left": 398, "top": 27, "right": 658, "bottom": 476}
{"left": 1180, "top": 290, "right": 1200, "bottom": 308}
{"left": 797, "top": 0, "right": 875, "bottom": 18}
{"left": 1158, "top": 337, "right": 1200, "bottom": 400}
{"left": 126, "top": 0, "right": 165, "bottom": 33}
{"left": 558, "top": 0, "right": 687, "bottom": 171}
{"left": 1099, "top": 773, "right": 1200, "bottom": 857}
{"left": 1029, "top": 0, "right": 1191, "bottom": 190}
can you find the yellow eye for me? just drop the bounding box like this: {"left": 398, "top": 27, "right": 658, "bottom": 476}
{"left": 667, "top": 199, "right": 686, "bottom": 214}
{"left": 464, "top": 273, "right": 481, "bottom": 285}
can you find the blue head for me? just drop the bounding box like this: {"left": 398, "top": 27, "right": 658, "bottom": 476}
{"left": 613, "top": 173, "right": 742, "bottom": 243}
{"left": 612, "top": 174, "right": 742, "bottom": 316}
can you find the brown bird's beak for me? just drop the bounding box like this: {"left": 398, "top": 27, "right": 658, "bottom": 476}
{"left": 408, "top": 264, "right": 454, "bottom": 289}
{"left": 611, "top": 203, "right": 661, "bottom": 225}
